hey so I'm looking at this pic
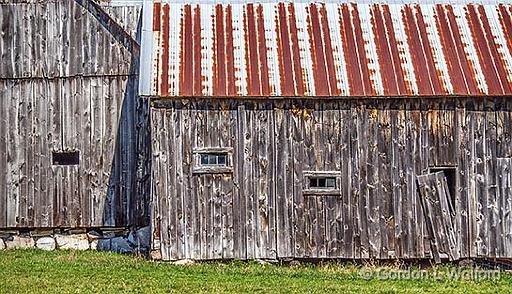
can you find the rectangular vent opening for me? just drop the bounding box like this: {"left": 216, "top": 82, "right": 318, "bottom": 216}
{"left": 52, "top": 151, "right": 79, "bottom": 166}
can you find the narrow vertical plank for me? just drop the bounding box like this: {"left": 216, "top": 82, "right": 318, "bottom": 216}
{"left": 378, "top": 106, "right": 393, "bottom": 259}
{"left": 497, "top": 159, "right": 512, "bottom": 257}
{"left": 233, "top": 103, "right": 248, "bottom": 259}
{"left": 251, "top": 106, "right": 262, "bottom": 258}
{"left": 18, "top": 80, "right": 28, "bottom": 227}
{"left": 302, "top": 102, "right": 315, "bottom": 258}
{"left": 0, "top": 82, "right": 7, "bottom": 227}
{"left": 175, "top": 104, "right": 186, "bottom": 259}
{"left": 266, "top": 106, "right": 277, "bottom": 259}
{"left": 181, "top": 103, "right": 194, "bottom": 258}
{"left": 187, "top": 102, "right": 200, "bottom": 259}
{"left": 340, "top": 104, "right": 352, "bottom": 259}
{"left": 485, "top": 106, "right": 498, "bottom": 258}
{"left": 474, "top": 109, "right": 488, "bottom": 257}
{"left": 291, "top": 103, "right": 305, "bottom": 257}
{"left": 275, "top": 104, "right": 293, "bottom": 258}
{"left": 230, "top": 103, "right": 241, "bottom": 259}
{"left": 366, "top": 105, "right": 380, "bottom": 258}
{"left": 351, "top": 104, "right": 369, "bottom": 259}
{"left": 26, "top": 81, "right": 36, "bottom": 227}
{"left": 156, "top": 108, "right": 171, "bottom": 260}
{"left": 255, "top": 105, "right": 274, "bottom": 258}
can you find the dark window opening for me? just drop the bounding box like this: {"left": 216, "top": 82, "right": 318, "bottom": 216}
{"left": 52, "top": 151, "right": 79, "bottom": 166}
{"left": 430, "top": 166, "right": 457, "bottom": 214}
{"left": 309, "top": 177, "right": 337, "bottom": 189}
{"left": 200, "top": 153, "right": 228, "bottom": 166}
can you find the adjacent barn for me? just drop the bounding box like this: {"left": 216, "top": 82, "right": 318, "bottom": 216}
{"left": 0, "top": 0, "right": 149, "bottom": 240}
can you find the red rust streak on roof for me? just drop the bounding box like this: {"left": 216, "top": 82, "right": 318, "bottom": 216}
{"left": 415, "top": 6, "right": 445, "bottom": 94}
{"left": 161, "top": 3, "right": 170, "bottom": 96}
{"left": 319, "top": 4, "right": 339, "bottom": 96}
{"left": 403, "top": 5, "right": 434, "bottom": 95}
{"left": 476, "top": 5, "right": 511, "bottom": 94}
{"left": 498, "top": 5, "right": 512, "bottom": 66}
{"left": 153, "top": 2, "right": 161, "bottom": 32}
{"left": 225, "top": 5, "right": 236, "bottom": 96}
{"left": 245, "top": 4, "right": 261, "bottom": 96}
{"left": 383, "top": 4, "right": 408, "bottom": 95}
{"left": 193, "top": 5, "right": 202, "bottom": 96}
{"left": 435, "top": 5, "right": 471, "bottom": 95}
{"left": 351, "top": 4, "right": 375, "bottom": 96}
{"left": 444, "top": 5, "right": 480, "bottom": 95}
{"left": 372, "top": 4, "right": 398, "bottom": 96}
{"left": 179, "top": 5, "right": 193, "bottom": 96}
{"left": 256, "top": 5, "right": 270, "bottom": 96}
{"left": 277, "top": 3, "right": 295, "bottom": 96}
{"left": 153, "top": 2, "right": 161, "bottom": 95}
{"left": 308, "top": 4, "right": 330, "bottom": 96}
{"left": 287, "top": 3, "right": 304, "bottom": 96}
{"left": 339, "top": 4, "right": 363, "bottom": 96}
{"left": 498, "top": 5, "right": 512, "bottom": 60}
{"left": 466, "top": 5, "right": 505, "bottom": 95}
{"left": 215, "top": 4, "right": 227, "bottom": 96}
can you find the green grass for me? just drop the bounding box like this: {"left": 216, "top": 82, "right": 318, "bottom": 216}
{"left": 0, "top": 250, "right": 511, "bottom": 293}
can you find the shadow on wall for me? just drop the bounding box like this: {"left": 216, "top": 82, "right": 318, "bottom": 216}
{"left": 75, "top": 0, "right": 152, "bottom": 252}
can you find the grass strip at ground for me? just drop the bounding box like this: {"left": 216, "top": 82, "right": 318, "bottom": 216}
{"left": 0, "top": 250, "right": 511, "bottom": 293}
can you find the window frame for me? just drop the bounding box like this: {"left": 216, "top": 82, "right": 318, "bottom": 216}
{"left": 193, "top": 147, "right": 233, "bottom": 174}
{"left": 303, "top": 171, "right": 342, "bottom": 196}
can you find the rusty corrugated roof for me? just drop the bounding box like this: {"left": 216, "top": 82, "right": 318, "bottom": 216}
{"left": 139, "top": 1, "right": 512, "bottom": 97}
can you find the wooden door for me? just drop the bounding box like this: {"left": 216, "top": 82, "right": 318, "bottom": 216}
{"left": 417, "top": 172, "right": 460, "bottom": 262}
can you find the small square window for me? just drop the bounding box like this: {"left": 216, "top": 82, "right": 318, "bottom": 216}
{"left": 193, "top": 147, "right": 233, "bottom": 174}
{"left": 303, "top": 171, "right": 341, "bottom": 195}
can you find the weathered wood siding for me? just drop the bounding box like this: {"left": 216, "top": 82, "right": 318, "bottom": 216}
{"left": 151, "top": 98, "right": 512, "bottom": 260}
{"left": 0, "top": 0, "right": 140, "bottom": 79}
{"left": 0, "top": 1, "right": 148, "bottom": 228}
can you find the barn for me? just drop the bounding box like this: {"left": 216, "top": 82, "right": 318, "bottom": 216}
{"left": 1, "top": 0, "right": 512, "bottom": 262}
{"left": 0, "top": 0, "right": 151, "bottom": 250}
{"left": 143, "top": 0, "right": 512, "bottom": 262}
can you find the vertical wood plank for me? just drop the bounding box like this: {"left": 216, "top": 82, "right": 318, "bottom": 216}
{"left": 274, "top": 104, "right": 293, "bottom": 258}
{"left": 0, "top": 82, "right": 7, "bottom": 227}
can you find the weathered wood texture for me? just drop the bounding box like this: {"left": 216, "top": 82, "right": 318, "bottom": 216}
{"left": 0, "top": 0, "right": 141, "bottom": 78}
{"left": 0, "top": 1, "right": 149, "bottom": 228}
{"left": 151, "top": 98, "right": 512, "bottom": 260}
{"left": 0, "top": 76, "right": 147, "bottom": 228}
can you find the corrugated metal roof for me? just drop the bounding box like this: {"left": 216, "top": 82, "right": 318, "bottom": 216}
{"left": 139, "top": 1, "right": 512, "bottom": 97}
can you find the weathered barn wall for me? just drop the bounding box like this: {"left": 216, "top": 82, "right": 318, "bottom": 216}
{"left": 0, "top": 0, "right": 149, "bottom": 228}
{"left": 0, "top": 0, "right": 140, "bottom": 78}
{"left": 151, "top": 98, "right": 512, "bottom": 260}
